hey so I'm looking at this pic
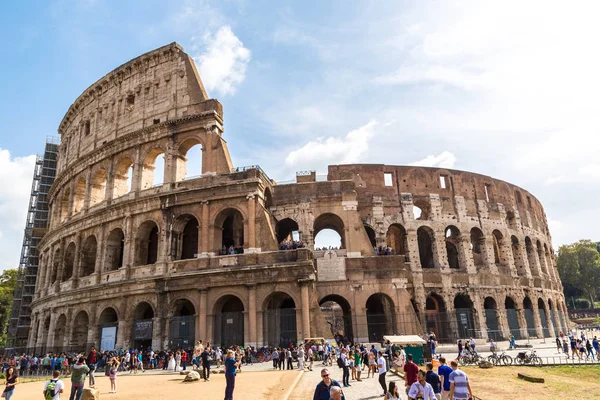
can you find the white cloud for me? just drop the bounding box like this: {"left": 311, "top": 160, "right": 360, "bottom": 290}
{"left": 0, "top": 149, "right": 36, "bottom": 271}
{"left": 284, "top": 120, "right": 377, "bottom": 171}
{"left": 193, "top": 26, "right": 251, "bottom": 96}
{"left": 410, "top": 151, "right": 456, "bottom": 169}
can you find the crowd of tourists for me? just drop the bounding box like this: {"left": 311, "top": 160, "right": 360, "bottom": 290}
{"left": 556, "top": 331, "right": 600, "bottom": 360}
{"left": 219, "top": 244, "right": 245, "bottom": 255}
{"left": 279, "top": 239, "right": 305, "bottom": 250}
{"left": 374, "top": 246, "right": 395, "bottom": 256}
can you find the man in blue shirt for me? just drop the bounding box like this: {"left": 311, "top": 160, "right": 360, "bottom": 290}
{"left": 313, "top": 368, "right": 345, "bottom": 400}
{"left": 437, "top": 357, "right": 453, "bottom": 400}
{"left": 224, "top": 350, "right": 240, "bottom": 400}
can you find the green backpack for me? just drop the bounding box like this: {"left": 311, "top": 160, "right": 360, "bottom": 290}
{"left": 44, "top": 379, "right": 58, "bottom": 400}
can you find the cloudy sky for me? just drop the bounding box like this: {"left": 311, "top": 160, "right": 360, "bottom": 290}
{"left": 1, "top": 0, "right": 599, "bottom": 270}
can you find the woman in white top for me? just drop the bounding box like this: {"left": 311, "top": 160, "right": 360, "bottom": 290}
{"left": 386, "top": 381, "right": 400, "bottom": 400}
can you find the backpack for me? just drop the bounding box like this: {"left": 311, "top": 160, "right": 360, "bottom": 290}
{"left": 336, "top": 356, "right": 344, "bottom": 369}
{"left": 44, "top": 379, "right": 58, "bottom": 400}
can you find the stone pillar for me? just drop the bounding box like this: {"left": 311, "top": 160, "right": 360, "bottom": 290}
{"left": 55, "top": 239, "right": 66, "bottom": 292}
{"left": 95, "top": 225, "right": 106, "bottom": 284}
{"left": 27, "top": 314, "right": 38, "bottom": 350}
{"left": 68, "top": 181, "right": 75, "bottom": 217}
{"left": 46, "top": 311, "right": 58, "bottom": 352}
{"left": 131, "top": 146, "right": 142, "bottom": 194}
{"left": 124, "top": 216, "right": 134, "bottom": 269}
{"left": 405, "top": 230, "right": 421, "bottom": 271}
{"left": 459, "top": 236, "right": 476, "bottom": 274}
{"left": 198, "top": 288, "right": 208, "bottom": 341}
{"left": 83, "top": 167, "right": 92, "bottom": 212}
{"left": 152, "top": 317, "right": 163, "bottom": 350}
{"left": 163, "top": 137, "right": 175, "bottom": 185}
{"left": 519, "top": 245, "right": 533, "bottom": 279}
{"left": 87, "top": 307, "right": 98, "bottom": 351}
{"left": 433, "top": 235, "right": 448, "bottom": 270}
{"left": 545, "top": 302, "right": 556, "bottom": 337}
{"left": 516, "top": 308, "right": 528, "bottom": 339}
{"left": 552, "top": 304, "right": 562, "bottom": 334}
{"left": 482, "top": 236, "right": 499, "bottom": 275}
{"left": 496, "top": 308, "right": 511, "bottom": 339}
{"left": 247, "top": 285, "right": 257, "bottom": 347}
{"left": 246, "top": 194, "right": 259, "bottom": 253}
{"left": 105, "top": 157, "right": 115, "bottom": 202}
{"left": 257, "top": 311, "right": 264, "bottom": 347}
{"left": 72, "top": 233, "right": 82, "bottom": 283}
{"left": 116, "top": 320, "right": 128, "bottom": 350}
{"left": 301, "top": 282, "right": 311, "bottom": 339}
{"left": 471, "top": 295, "right": 488, "bottom": 340}
{"left": 200, "top": 201, "right": 211, "bottom": 255}
{"left": 532, "top": 305, "right": 544, "bottom": 338}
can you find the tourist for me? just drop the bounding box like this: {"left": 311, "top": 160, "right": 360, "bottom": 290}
{"left": 329, "top": 386, "right": 343, "bottom": 400}
{"left": 175, "top": 350, "right": 182, "bottom": 371}
{"left": 86, "top": 347, "right": 98, "bottom": 388}
{"left": 201, "top": 346, "right": 211, "bottom": 382}
{"left": 386, "top": 381, "right": 400, "bottom": 400}
{"left": 308, "top": 346, "right": 314, "bottom": 371}
{"left": 408, "top": 370, "right": 437, "bottom": 400}
{"left": 43, "top": 370, "right": 64, "bottom": 400}
{"left": 448, "top": 360, "right": 473, "bottom": 400}
{"left": 298, "top": 346, "right": 305, "bottom": 371}
{"left": 592, "top": 336, "right": 600, "bottom": 360}
{"left": 69, "top": 357, "right": 90, "bottom": 400}
{"left": 437, "top": 357, "right": 452, "bottom": 400}
{"left": 353, "top": 348, "right": 362, "bottom": 381}
{"left": 489, "top": 339, "right": 497, "bottom": 354}
{"left": 272, "top": 348, "right": 279, "bottom": 369}
{"left": 457, "top": 340, "right": 463, "bottom": 358}
{"left": 181, "top": 349, "right": 187, "bottom": 371}
{"left": 377, "top": 351, "right": 387, "bottom": 396}
{"left": 403, "top": 353, "right": 419, "bottom": 394}
{"left": 279, "top": 348, "right": 286, "bottom": 370}
{"left": 339, "top": 349, "right": 350, "bottom": 387}
{"left": 108, "top": 357, "right": 120, "bottom": 394}
{"left": 286, "top": 348, "right": 293, "bottom": 370}
{"left": 469, "top": 337, "right": 476, "bottom": 352}
{"left": 3, "top": 366, "right": 18, "bottom": 400}
{"left": 224, "top": 350, "right": 240, "bottom": 400}
{"left": 562, "top": 339, "right": 570, "bottom": 358}
{"left": 312, "top": 368, "right": 344, "bottom": 400}
{"left": 509, "top": 334, "right": 516, "bottom": 350}
{"left": 425, "top": 362, "right": 441, "bottom": 399}
{"left": 555, "top": 336, "right": 562, "bottom": 353}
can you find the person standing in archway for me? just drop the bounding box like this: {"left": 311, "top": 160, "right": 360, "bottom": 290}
{"left": 224, "top": 350, "right": 240, "bottom": 400}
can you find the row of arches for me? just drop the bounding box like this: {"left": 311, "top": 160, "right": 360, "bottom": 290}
{"left": 55, "top": 140, "right": 203, "bottom": 223}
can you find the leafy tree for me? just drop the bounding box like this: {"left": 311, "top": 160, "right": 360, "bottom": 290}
{"left": 0, "top": 269, "right": 18, "bottom": 346}
{"left": 557, "top": 240, "right": 600, "bottom": 309}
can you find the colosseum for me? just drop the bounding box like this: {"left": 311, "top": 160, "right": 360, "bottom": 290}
{"left": 28, "top": 42, "right": 569, "bottom": 353}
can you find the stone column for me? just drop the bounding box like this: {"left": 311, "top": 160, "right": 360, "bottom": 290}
{"left": 256, "top": 311, "right": 264, "bottom": 348}
{"left": 27, "top": 314, "right": 38, "bottom": 350}
{"left": 46, "top": 311, "right": 58, "bottom": 352}
{"left": 198, "top": 288, "right": 208, "bottom": 341}
{"left": 55, "top": 239, "right": 66, "bottom": 292}
{"left": 200, "top": 201, "right": 211, "bottom": 255}
{"left": 131, "top": 146, "right": 142, "bottom": 194}
{"left": 532, "top": 305, "right": 544, "bottom": 338}
{"left": 152, "top": 317, "right": 163, "bottom": 350}
{"left": 496, "top": 309, "right": 511, "bottom": 339}
{"left": 246, "top": 194, "right": 258, "bottom": 253}
{"left": 105, "top": 156, "right": 115, "bottom": 202}
{"left": 459, "top": 236, "right": 476, "bottom": 274}
{"left": 482, "top": 236, "right": 499, "bottom": 275}
{"left": 72, "top": 233, "right": 82, "bottom": 284}
{"left": 471, "top": 295, "right": 488, "bottom": 340}
{"left": 247, "top": 285, "right": 257, "bottom": 347}
{"left": 95, "top": 225, "right": 106, "bottom": 284}
{"left": 405, "top": 230, "right": 421, "bottom": 271}
{"left": 87, "top": 306, "right": 98, "bottom": 351}
{"left": 83, "top": 167, "right": 92, "bottom": 212}
{"left": 116, "top": 320, "right": 128, "bottom": 350}
{"left": 163, "top": 137, "right": 175, "bottom": 185}
{"left": 68, "top": 181, "right": 75, "bottom": 217}
{"left": 519, "top": 245, "right": 533, "bottom": 279}
{"left": 516, "top": 307, "right": 528, "bottom": 339}
{"left": 300, "top": 282, "right": 311, "bottom": 339}
{"left": 433, "top": 235, "right": 448, "bottom": 270}
{"left": 545, "top": 302, "right": 556, "bottom": 337}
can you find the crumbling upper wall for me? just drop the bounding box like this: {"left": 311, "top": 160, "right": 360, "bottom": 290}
{"left": 57, "top": 42, "right": 219, "bottom": 174}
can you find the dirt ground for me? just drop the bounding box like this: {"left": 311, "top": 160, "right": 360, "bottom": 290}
{"left": 463, "top": 365, "right": 600, "bottom": 400}
{"left": 14, "top": 369, "right": 300, "bottom": 400}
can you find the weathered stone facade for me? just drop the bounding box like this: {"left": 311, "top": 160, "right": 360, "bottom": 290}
{"left": 28, "top": 43, "right": 568, "bottom": 353}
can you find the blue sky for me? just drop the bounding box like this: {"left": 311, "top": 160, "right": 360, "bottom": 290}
{"left": 2, "top": 0, "right": 600, "bottom": 270}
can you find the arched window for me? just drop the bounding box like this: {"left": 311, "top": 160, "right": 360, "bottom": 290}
{"left": 506, "top": 211, "right": 517, "bottom": 229}
{"left": 60, "top": 188, "right": 70, "bottom": 221}
{"left": 313, "top": 213, "right": 345, "bottom": 250}
{"left": 425, "top": 293, "right": 449, "bottom": 341}
{"left": 454, "top": 294, "right": 475, "bottom": 339}
{"left": 537, "top": 298, "right": 550, "bottom": 337}
{"left": 105, "top": 228, "right": 125, "bottom": 271}
{"left": 178, "top": 216, "right": 199, "bottom": 260}
{"left": 366, "top": 293, "right": 396, "bottom": 342}
{"left": 524, "top": 237, "right": 539, "bottom": 276}
{"left": 275, "top": 218, "right": 301, "bottom": 248}
{"left": 445, "top": 226, "right": 461, "bottom": 269}
{"left": 263, "top": 292, "right": 297, "bottom": 347}
{"left": 492, "top": 230, "right": 505, "bottom": 266}
{"left": 386, "top": 224, "right": 409, "bottom": 259}
{"left": 62, "top": 242, "right": 76, "bottom": 281}
{"left": 483, "top": 297, "right": 500, "bottom": 340}
{"left": 264, "top": 188, "right": 273, "bottom": 210}
{"left": 176, "top": 139, "right": 203, "bottom": 181}
{"left": 90, "top": 167, "right": 107, "bottom": 206}
{"left": 417, "top": 226, "right": 435, "bottom": 268}
{"left": 140, "top": 148, "right": 165, "bottom": 189}
{"left": 135, "top": 221, "right": 159, "bottom": 266}
{"left": 470, "top": 227, "right": 485, "bottom": 268}
{"left": 132, "top": 302, "right": 154, "bottom": 349}
{"left": 364, "top": 225, "right": 377, "bottom": 248}
{"left": 319, "top": 295, "right": 354, "bottom": 343}
{"left": 505, "top": 296, "right": 521, "bottom": 339}
{"left": 536, "top": 240, "right": 547, "bottom": 274}
{"left": 113, "top": 157, "right": 134, "bottom": 198}
{"left": 214, "top": 295, "right": 245, "bottom": 348}
{"left": 214, "top": 208, "right": 245, "bottom": 254}
{"left": 72, "top": 311, "right": 89, "bottom": 352}
{"left": 170, "top": 299, "right": 196, "bottom": 349}
{"left": 523, "top": 297, "right": 536, "bottom": 337}
{"left": 80, "top": 235, "right": 98, "bottom": 276}
{"left": 73, "top": 177, "right": 86, "bottom": 214}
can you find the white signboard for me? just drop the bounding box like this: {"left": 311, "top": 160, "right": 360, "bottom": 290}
{"left": 101, "top": 326, "right": 117, "bottom": 351}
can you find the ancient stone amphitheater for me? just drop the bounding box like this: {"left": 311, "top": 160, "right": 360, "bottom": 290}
{"left": 28, "top": 43, "right": 568, "bottom": 353}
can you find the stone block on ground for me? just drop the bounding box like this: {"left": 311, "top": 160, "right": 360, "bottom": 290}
{"left": 82, "top": 388, "right": 100, "bottom": 400}
{"left": 183, "top": 371, "right": 201, "bottom": 382}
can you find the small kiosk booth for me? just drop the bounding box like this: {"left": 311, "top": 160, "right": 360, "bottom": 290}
{"left": 383, "top": 335, "right": 427, "bottom": 365}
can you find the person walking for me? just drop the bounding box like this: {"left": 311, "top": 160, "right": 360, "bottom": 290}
{"left": 408, "top": 370, "right": 436, "bottom": 400}
{"left": 340, "top": 349, "right": 350, "bottom": 387}
{"left": 68, "top": 357, "right": 90, "bottom": 400}
{"left": 3, "top": 366, "right": 18, "bottom": 400}
{"left": 555, "top": 336, "right": 562, "bottom": 353}
{"left": 425, "top": 362, "right": 441, "bottom": 400}
{"left": 279, "top": 348, "right": 285, "bottom": 370}
{"left": 377, "top": 351, "right": 387, "bottom": 396}
{"left": 201, "top": 346, "right": 211, "bottom": 382}
{"left": 403, "top": 354, "right": 419, "bottom": 395}
{"left": 224, "top": 350, "right": 241, "bottom": 400}
{"left": 43, "top": 370, "right": 64, "bottom": 400}
{"left": 272, "top": 349, "right": 279, "bottom": 369}
{"left": 437, "top": 357, "right": 453, "bottom": 400}
{"left": 353, "top": 349, "right": 362, "bottom": 381}
{"left": 509, "top": 334, "right": 516, "bottom": 350}
{"left": 448, "top": 360, "right": 473, "bottom": 400}
{"left": 312, "top": 368, "right": 345, "bottom": 400}
{"left": 286, "top": 348, "right": 293, "bottom": 370}
{"left": 86, "top": 347, "right": 98, "bottom": 388}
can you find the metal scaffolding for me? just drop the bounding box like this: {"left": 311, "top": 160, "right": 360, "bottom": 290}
{"left": 5, "top": 137, "right": 58, "bottom": 354}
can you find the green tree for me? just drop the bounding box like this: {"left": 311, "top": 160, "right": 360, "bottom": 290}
{"left": 557, "top": 240, "right": 600, "bottom": 309}
{"left": 0, "top": 269, "right": 18, "bottom": 347}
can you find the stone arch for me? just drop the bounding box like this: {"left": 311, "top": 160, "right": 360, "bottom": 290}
{"left": 105, "top": 228, "right": 125, "bottom": 271}
{"left": 544, "top": 244, "right": 554, "bottom": 278}
{"left": 504, "top": 296, "right": 521, "bottom": 339}
{"left": 140, "top": 147, "right": 166, "bottom": 189}
{"left": 537, "top": 297, "right": 550, "bottom": 337}
{"left": 62, "top": 242, "right": 76, "bottom": 281}
{"left": 313, "top": 213, "right": 345, "bottom": 249}
{"left": 319, "top": 294, "right": 354, "bottom": 343}
{"left": 80, "top": 235, "right": 98, "bottom": 277}
{"left": 524, "top": 237, "right": 539, "bottom": 276}
{"left": 264, "top": 187, "right": 273, "bottom": 210}
{"left": 492, "top": 230, "right": 508, "bottom": 268}
{"left": 112, "top": 157, "right": 134, "bottom": 198}
{"left": 511, "top": 236, "right": 527, "bottom": 276}
{"left": 97, "top": 306, "right": 119, "bottom": 351}
{"left": 386, "top": 224, "right": 409, "bottom": 259}
{"left": 135, "top": 220, "right": 159, "bottom": 266}
{"left": 363, "top": 224, "right": 377, "bottom": 248}
{"left": 98, "top": 307, "right": 119, "bottom": 325}
{"left": 173, "top": 214, "right": 200, "bottom": 260}
{"left": 445, "top": 226, "right": 461, "bottom": 269}
{"left": 523, "top": 296, "right": 536, "bottom": 337}
{"left": 54, "top": 314, "right": 67, "bottom": 350}
{"left": 548, "top": 298, "right": 559, "bottom": 336}
{"left": 51, "top": 247, "right": 61, "bottom": 284}
{"left": 214, "top": 207, "right": 245, "bottom": 253}
{"left": 131, "top": 301, "right": 155, "bottom": 350}
{"left": 425, "top": 292, "right": 450, "bottom": 341}
{"left": 170, "top": 298, "right": 197, "bottom": 349}
{"left": 470, "top": 227, "right": 486, "bottom": 268}
{"left": 71, "top": 310, "right": 89, "bottom": 352}
{"left": 276, "top": 218, "right": 300, "bottom": 244}
{"left": 60, "top": 188, "right": 70, "bottom": 221}
{"left": 214, "top": 295, "right": 245, "bottom": 348}
{"left": 453, "top": 294, "right": 476, "bottom": 339}
{"left": 536, "top": 240, "right": 547, "bottom": 274}
{"left": 73, "top": 176, "right": 86, "bottom": 214}
{"left": 413, "top": 197, "right": 431, "bottom": 220}
{"left": 366, "top": 293, "right": 396, "bottom": 342}
{"left": 90, "top": 167, "right": 108, "bottom": 207}
{"left": 483, "top": 297, "right": 501, "bottom": 340}
{"left": 417, "top": 226, "right": 435, "bottom": 268}
{"left": 263, "top": 292, "right": 297, "bottom": 347}
{"left": 176, "top": 138, "right": 204, "bottom": 181}
{"left": 506, "top": 210, "right": 517, "bottom": 229}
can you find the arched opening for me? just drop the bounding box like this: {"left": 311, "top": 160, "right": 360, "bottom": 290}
{"left": 105, "top": 228, "right": 125, "bottom": 271}
{"left": 174, "top": 215, "right": 199, "bottom": 260}
{"left": 62, "top": 242, "right": 76, "bottom": 281}
{"left": 366, "top": 293, "right": 396, "bottom": 342}
{"left": 505, "top": 296, "right": 521, "bottom": 339}
{"left": 112, "top": 157, "right": 134, "bottom": 198}
{"left": 98, "top": 307, "right": 118, "bottom": 351}
{"left": 483, "top": 297, "right": 501, "bottom": 340}
{"left": 51, "top": 248, "right": 60, "bottom": 284}
{"left": 263, "top": 292, "right": 297, "bottom": 347}
{"left": 413, "top": 199, "right": 430, "bottom": 220}
{"left": 132, "top": 302, "right": 154, "bottom": 350}
{"left": 53, "top": 314, "right": 67, "bottom": 351}
{"left": 506, "top": 211, "right": 517, "bottom": 229}
{"left": 523, "top": 297, "right": 536, "bottom": 337}
{"left": 215, "top": 208, "right": 244, "bottom": 254}
{"left": 364, "top": 225, "right": 377, "bottom": 248}
{"left": 319, "top": 295, "right": 354, "bottom": 344}
{"left": 170, "top": 299, "right": 196, "bottom": 349}
{"left": 417, "top": 226, "right": 435, "bottom": 268}
{"left": 135, "top": 221, "right": 159, "bottom": 266}
{"left": 313, "top": 213, "right": 345, "bottom": 250}
{"left": 43, "top": 316, "right": 51, "bottom": 351}
{"left": 537, "top": 298, "right": 550, "bottom": 337}
{"left": 73, "top": 177, "right": 86, "bottom": 214}
{"left": 275, "top": 218, "right": 301, "bottom": 248}
{"left": 80, "top": 235, "right": 98, "bottom": 277}
{"left": 140, "top": 148, "right": 165, "bottom": 189}
{"left": 214, "top": 295, "right": 245, "bottom": 348}
{"left": 454, "top": 294, "right": 475, "bottom": 339}
{"left": 60, "top": 188, "right": 70, "bottom": 221}
{"left": 524, "top": 237, "right": 539, "bottom": 276}
{"left": 536, "top": 240, "right": 547, "bottom": 274}
{"left": 264, "top": 188, "right": 273, "bottom": 210}
{"left": 445, "top": 226, "right": 461, "bottom": 269}
{"left": 492, "top": 230, "right": 507, "bottom": 267}
{"left": 425, "top": 293, "right": 450, "bottom": 342}
{"left": 386, "top": 224, "right": 409, "bottom": 259}
{"left": 72, "top": 311, "right": 89, "bottom": 352}
{"left": 544, "top": 244, "right": 554, "bottom": 278}
{"left": 90, "top": 167, "right": 107, "bottom": 207}
{"left": 176, "top": 139, "right": 203, "bottom": 181}
{"left": 548, "top": 299, "right": 559, "bottom": 336}
{"left": 511, "top": 236, "right": 526, "bottom": 276}
{"left": 470, "top": 228, "right": 485, "bottom": 268}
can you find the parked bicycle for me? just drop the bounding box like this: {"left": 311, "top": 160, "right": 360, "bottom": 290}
{"left": 459, "top": 350, "right": 483, "bottom": 366}
{"left": 487, "top": 350, "right": 513, "bottom": 366}
{"left": 515, "top": 350, "right": 542, "bottom": 366}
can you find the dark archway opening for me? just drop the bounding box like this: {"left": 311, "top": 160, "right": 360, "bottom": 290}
{"left": 136, "top": 221, "right": 159, "bottom": 266}
{"left": 276, "top": 218, "right": 300, "bottom": 246}
{"left": 105, "top": 228, "right": 125, "bottom": 271}
{"left": 538, "top": 298, "right": 550, "bottom": 337}
{"left": 319, "top": 295, "right": 354, "bottom": 344}
{"left": 181, "top": 217, "right": 199, "bottom": 260}
{"left": 132, "top": 302, "right": 154, "bottom": 351}
{"left": 387, "top": 224, "right": 409, "bottom": 260}
{"left": 216, "top": 208, "right": 244, "bottom": 254}
{"left": 504, "top": 297, "right": 521, "bottom": 339}
{"left": 98, "top": 307, "right": 119, "bottom": 351}
{"left": 215, "top": 296, "right": 245, "bottom": 348}
{"left": 170, "top": 299, "right": 196, "bottom": 349}
{"left": 426, "top": 293, "right": 451, "bottom": 342}
{"left": 454, "top": 294, "right": 476, "bottom": 339}
{"left": 72, "top": 311, "right": 89, "bottom": 353}
{"left": 366, "top": 293, "right": 396, "bottom": 342}
{"left": 264, "top": 292, "right": 297, "bottom": 347}
{"left": 484, "top": 297, "right": 501, "bottom": 340}
{"left": 445, "top": 226, "right": 460, "bottom": 269}
{"left": 80, "top": 235, "right": 98, "bottom": 277}
{"left": 417, "top": 227, "right": 435, "bottom": 268}
{"left": 62, "top": 242, "right": 75, "bottom": 281}
{"left": 313, "top": 213, "right": 345, "bottom": 250}
{"left": 523, "top": 297, "right": 536, "bottom": 337}
{"left": 364, "top": 225, "right": 377, "bottom": 248}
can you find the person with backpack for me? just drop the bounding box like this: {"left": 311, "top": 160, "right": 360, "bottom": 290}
{"left": 43, "top": 370, "right": 64, "bottom": 400}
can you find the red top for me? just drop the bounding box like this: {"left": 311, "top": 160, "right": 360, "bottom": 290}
{"left": 403, "top": 361, "right": 419, "bottom": 385}
{"left": 181, "top": 351, "right": 187, "bottom": 361}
